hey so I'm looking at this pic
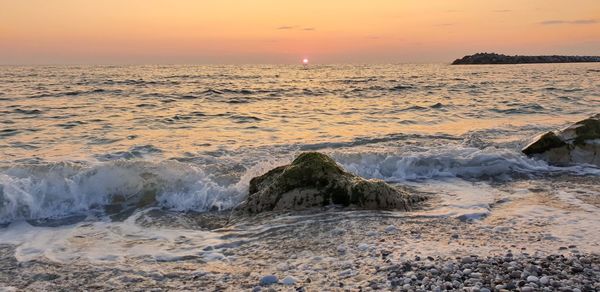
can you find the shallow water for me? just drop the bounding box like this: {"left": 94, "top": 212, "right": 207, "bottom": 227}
{"left": 0, "top": 64, "right": 599, "bottom": 263}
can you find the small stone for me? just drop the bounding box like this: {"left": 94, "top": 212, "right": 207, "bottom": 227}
{"left": 366, "top": 231, "right": 378, "bottom": 236}
{"left": 539, "top": 276, "right": 549, "bottom": 285}
{"left": 281, "top": 276, "right": 297, "bottom": 286}
{"left": 510, "top": 271, "right": 521, "bottom": 278}
{"left": 252, "top": 286, "right": 262, "bottom": 292}
{"left": 461, "top": 256, "right": 474, "bottom": 264}
{"left": 527, "top": 276, "right": 539, "bottom": 283}
{"left": 571, "top": 266, "right": 584, "bottom": 273}
{"left": 339, "top": 269, "right": 353, "bottom": 278}
{"left": 357, "top": 243, "right": 369, "bottom": 251}
{"left": 480, "top": 288, "right": 491, "bottom": 292}
{"left": 384, "top": 225, "right": 397, "bottom": 233}
{"left": 259, "top": 275, "right": 278, "bottom": 286}
{"left": 332, "top": 228, "right": 345, "bottom": 235}
{"left": 337, "top": 244, "right": 347, "bottom": 254}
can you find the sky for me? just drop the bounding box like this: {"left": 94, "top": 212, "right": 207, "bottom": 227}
{"left": 1, "top": 0, "right": 599, "bottom": 64}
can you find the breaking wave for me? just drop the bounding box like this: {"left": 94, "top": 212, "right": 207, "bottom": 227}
{"left": 1, "top": 145, "right": 598, "bottom": 224}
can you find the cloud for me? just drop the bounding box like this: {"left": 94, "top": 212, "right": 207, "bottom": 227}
{"left": 493, "top": 9, "right": 512, "bottom": 13}
{"left": 276, "top": 25, "right": 315, "bottom": 31}
{"left": 540, "top": 19, "right": 598, "bottom": 25}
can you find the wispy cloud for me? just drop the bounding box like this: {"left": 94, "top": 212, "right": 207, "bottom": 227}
{"left": 493, "top": 9, "right": 512, "bottom": 13}
{"left": 276, "top": 25, "right": 316, "bottom": 31}
{"left": 540, "top": 19, "right": 598, "bottom": 25}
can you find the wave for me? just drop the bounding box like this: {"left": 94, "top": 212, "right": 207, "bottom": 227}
{"left": 299, "top": 133, "right": 461, "bottom": 151}
{"left": 1, "top": 145, "right": 598, "bottom": 224}
{"left": 28, "top": 89, "right": 122, "bottom": 98}
{"left": 333, "top": 147, "right": 600, "bottom": 181}
{"left": 0, "top": 157, "right": 290, "bottom": 224}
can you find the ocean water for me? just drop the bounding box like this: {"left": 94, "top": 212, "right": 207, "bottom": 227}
{"left": 1, "top": 64, "right": 599, "bottom": 262}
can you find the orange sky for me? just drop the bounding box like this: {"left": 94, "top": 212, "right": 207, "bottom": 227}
{"left": 1, "top": 0, "right": 599, "bottom": 64}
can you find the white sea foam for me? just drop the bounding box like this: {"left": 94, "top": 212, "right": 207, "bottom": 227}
{"left": 333, "top": 146, "right": 600, "bottom": 181}
{"left": 1, "top": 146, "right": 598, "bottom": 223}
{"left": 0, "top": 160, "right": 242, "bottom": 224}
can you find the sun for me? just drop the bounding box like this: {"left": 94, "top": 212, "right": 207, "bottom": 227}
{"left": 302, "top": 58, "right": 309, "bottom": 64}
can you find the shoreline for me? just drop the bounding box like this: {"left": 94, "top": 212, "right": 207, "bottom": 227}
{"left": 1, "top": 212, "right": 599, "bottom": 291}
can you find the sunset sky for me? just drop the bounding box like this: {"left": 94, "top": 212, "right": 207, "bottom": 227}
{"left": 1, "top": 0, "right": 599, "bottom": 64}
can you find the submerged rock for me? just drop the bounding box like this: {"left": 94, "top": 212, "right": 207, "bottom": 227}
{"left": 522, "top": 114, "right": 600, "bottom": 166}
{"left": 235, "top": 152, "right": 424, "bottom": 214}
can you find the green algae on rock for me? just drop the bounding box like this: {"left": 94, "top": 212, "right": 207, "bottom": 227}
{"left": 523, "top": 114, "right": 600, "bottom": 166}
{"left": 236, "top": 152, "right": 425, "bottom": 214}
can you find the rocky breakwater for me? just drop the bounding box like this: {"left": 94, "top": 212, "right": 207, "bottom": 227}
{"left": 234, "top": 152, "right": 425, "bottom": 215}
{"left": 452, "top": 53, "right": 600, "bottom": 64}
{"left": 523, "top": 114, "right": 600, "bottom": 166}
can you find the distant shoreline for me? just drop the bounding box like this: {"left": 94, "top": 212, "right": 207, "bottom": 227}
{"left": 452, "top": 53, "right": 600, "bottom": 65}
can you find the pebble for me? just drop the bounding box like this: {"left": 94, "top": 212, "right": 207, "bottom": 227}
{"left": 384, "top": 225, "right": 397, "bottom": 233}
{"left": 461, "top": 256, "right": 474, "bottom": 264}
{"left": 259, "top": 275, "right": 278, "bottom": 286}
{"left": 357, "top": 243, "right": 369, "bottom": 251}
{"left": 281, "top": 276, "right": 297, "bottom": 285}
{"left": 339, "top": 269, "right": 353, "bottom": 278}
{"left": 539, "top": 276, "right": 549, "bottom": 285}
{"left": 366, "top": 231, "right": 378, "bottom": 237}
{"left": 331, "top": 228, "right": 345, "bottom": 235}
{"left": 526, "top": 275, "right": 539, "bottom": 283}
{"left": 337, "top": 244, "right": 347, "bottom": 254}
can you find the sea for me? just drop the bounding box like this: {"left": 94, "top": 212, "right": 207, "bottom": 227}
{"left": 0, "top": 64, "right": 599, "bottom": 263}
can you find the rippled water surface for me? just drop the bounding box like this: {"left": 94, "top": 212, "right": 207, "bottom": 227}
{"left": 0, "top": 64, "right": 599, "bottom": 224}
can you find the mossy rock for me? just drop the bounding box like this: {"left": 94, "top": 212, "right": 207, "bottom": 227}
{"left": 522, "top": 114, "right": 600, "bottom": 166}
{"left": 522, "top": 131, "right": 566, "bottom": 155}
{"left": 236, "top": 152, "right": 425, "bottom": 214}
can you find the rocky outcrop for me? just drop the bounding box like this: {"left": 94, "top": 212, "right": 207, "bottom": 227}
{"left": 452, "top": 53, "right": 600, "bottom": 65}
{"left": 523, "top": 114, "right": 600, "bottom": 166}
{"left": 235, "top": 152, "right": 424, "bottom": 214}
